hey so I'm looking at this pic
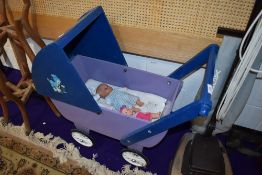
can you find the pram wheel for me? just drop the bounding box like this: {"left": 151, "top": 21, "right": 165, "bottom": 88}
{"left": 71, "top": 129, "right": 94, "bottom": 147}
{"left": 121, "top": 149, "right": 149, "bottom": 167}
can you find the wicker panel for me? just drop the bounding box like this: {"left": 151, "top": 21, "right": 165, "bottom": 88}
{"left": 7, "top": 0, "right": 254, "bottom": 39}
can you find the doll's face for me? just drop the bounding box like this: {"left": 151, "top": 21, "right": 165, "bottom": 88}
{"left": 96, "top": 83, "right": 113, "bottom": 98}
{"left": 121, "top": 108, "right": 134, "bottom": 115}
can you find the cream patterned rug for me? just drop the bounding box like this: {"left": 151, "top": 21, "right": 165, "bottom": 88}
{"left": 0, "top": 118, "right": 155, "bottom": 175}
{"left": 0, "top": 145, "right": 67, "bottom": 175}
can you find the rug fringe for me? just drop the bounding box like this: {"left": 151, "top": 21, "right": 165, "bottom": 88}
{"left": 0, "top": 117, "right": 156, "bottom": 175}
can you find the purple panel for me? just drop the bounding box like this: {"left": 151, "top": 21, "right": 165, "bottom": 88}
{"left": 71, "top": 55, "right": 182, "bottom": 100}
{"left": 51, "top": 55, "right": 183, "bottom": 149}
{"left": 53, "top": 99, "right": 167, "bottom": 148}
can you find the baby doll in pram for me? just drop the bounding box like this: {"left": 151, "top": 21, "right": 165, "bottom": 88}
{"left": 96, "top": 83, "right": 161, "bottom": 121}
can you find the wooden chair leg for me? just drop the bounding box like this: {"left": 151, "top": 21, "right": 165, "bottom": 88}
{"left": 0, "top": 31, "right": 31, "bottom": 134}
{"left": 44, "top": 96, "right": 61, "bottom": 117}
{"left": 21, "top": 85, "right": 34, "bottom": 103}
{"left": 15, "top": 100, "right": 31, "bottom": 135}
{"left": 0, "top": 74, "right": 30, "bottom": 134}
{"left": 0, "top": 95, "right": 9, "bottom": 125}
{"left": 13, "top": 19, "right": 36, "bottom": 62}
{"left": 0, "top": 0, "right": 8, "bottom": 27}
{"left": 22, "top": 0, "right": 46, "bottom": 48}
{"left": 9, "top": 37, "right": 31, "bottom": 80}
{"left": 3, "top": 91, "right": 31, "bottom": 135}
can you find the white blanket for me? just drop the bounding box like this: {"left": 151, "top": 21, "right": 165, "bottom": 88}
{"left": 85, "top": 79, "right": 167, "bottom": 114}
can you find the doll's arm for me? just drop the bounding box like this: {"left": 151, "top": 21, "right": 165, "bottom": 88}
{"left": 132, "top": 107, "right": 141, "bottom": 112}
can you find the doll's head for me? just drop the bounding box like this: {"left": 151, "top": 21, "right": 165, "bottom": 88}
{"left": 120, "top": 105, "right": 134, "bottom": 115}
{"left": 96, "top": 83, "right": 113, "bottom": 98}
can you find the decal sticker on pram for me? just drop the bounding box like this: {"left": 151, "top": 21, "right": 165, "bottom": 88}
{"left": 207, "top": 84, "right": 213, "bottom": 95}
{"left": 47, "top": 74, "right": 67, "bottom": 94}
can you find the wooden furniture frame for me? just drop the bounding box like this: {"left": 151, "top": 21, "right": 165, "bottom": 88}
{"left": 0, "top": 31, "right": 31, "bottom": 134}
{"left": 0, "top": 27, "right": 60, "bottom": 133}
{"left": 0, "top": 0, "right": 61, "bottom": 134}
{"left": 0, "top": 0, "right": 8, "bottom": 27}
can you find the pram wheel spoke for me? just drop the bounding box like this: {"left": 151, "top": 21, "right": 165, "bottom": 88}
{"left": 71, "top": 129, "right": 94, "bottom": 147}
{"left": 121, "top": 149, "right": 149, "bottom": 167}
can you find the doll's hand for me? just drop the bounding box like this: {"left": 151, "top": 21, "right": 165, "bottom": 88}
{"left": 136, "top": 99, "right": 144, "bottom": 107}
{"left": 132, "top": 107, "right": 141, "bottom": 113}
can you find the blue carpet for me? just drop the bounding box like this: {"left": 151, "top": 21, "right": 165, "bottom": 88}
{"left": 1, "top": 67, "right": 262, "bottom": 175}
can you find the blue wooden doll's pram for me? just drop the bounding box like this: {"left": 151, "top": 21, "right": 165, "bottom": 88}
{"left": 32, "top": 6, "right": 218, "bottom": 167}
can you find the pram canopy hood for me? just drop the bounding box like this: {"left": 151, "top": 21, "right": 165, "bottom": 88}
{"left": 32, "top": 6, "right": 127, "bottom": 113}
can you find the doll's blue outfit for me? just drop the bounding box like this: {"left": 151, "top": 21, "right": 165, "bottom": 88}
{"left": 105, "top": 89, "right": 138, "bottom": 111}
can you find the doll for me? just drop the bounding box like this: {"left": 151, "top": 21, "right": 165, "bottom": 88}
{"left": 120, "top": 105, "right": 161, "bottom": 121}
{"left": 96, "top": 83, "right": 144, "bottom": 111}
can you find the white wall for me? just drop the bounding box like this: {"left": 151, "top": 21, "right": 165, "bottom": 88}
{"left": 0, "top": 38, "right": 54, "bottom": 70}
{"left": 1, "top": 39, "right": 261, "bottom": 131}
{"left": 124, "top": 54, "right": 205, "bottom": 111}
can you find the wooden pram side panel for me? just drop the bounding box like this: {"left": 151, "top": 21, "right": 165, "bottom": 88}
{"left": 32, "top": 43, "right": 102, "bottom": 114}
{"left": 56, "top": 6, "right": 127, "bottom": 66}
{"left": 53, "top": 99, "right": 167, "bottom": 148}
{"left": 72, "top": 55, "right": 182, "bottom": 101}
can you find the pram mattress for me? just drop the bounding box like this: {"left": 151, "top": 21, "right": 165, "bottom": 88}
{"left": 85, "top": 79, "right": 167, "bottom": 120}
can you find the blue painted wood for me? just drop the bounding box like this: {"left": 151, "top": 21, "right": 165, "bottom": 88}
{"left": 169, "top": 44, "right": 219, "bottom": 80}
{"left": 55, "top": 7, "right": 102, "bottom": 49}
{"left": 32, "top": 44, "right": 102, "bottom": 114}
{"left": 32, "top": 6, "right": 129, "bottom": 114}
{"left": 121, "top": 101, "right": 202, "bottom": 146}
{"left": 56, "top": 6, "right": 127, "bottom": 65}
{"left": 199, "top": 45, "right": 218, "bottom": 116}
{"left": 121, "top": 44, "right": 219, "bottom": 146}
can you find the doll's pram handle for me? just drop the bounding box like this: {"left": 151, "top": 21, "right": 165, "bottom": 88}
{"left": 121, "top": 44, "right": 219, "bottom": 146}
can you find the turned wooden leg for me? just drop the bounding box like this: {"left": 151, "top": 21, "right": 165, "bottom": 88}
{"left": 1, "top": 89, "right": 31, "bottom": 135}
{"left": 13, "top": 19, "right": 36, "bottom": 62}
{"left": 0, "top": 95, "right": 9, "bottom": 125}
{"left": 0, "top": 70, "right": 31, "bottom": 134}
{"left": 22, "top": 0, "right": 46, "bottom": 48}
{"left": 0, "top": 0, "right": 8, "bottom": 27}
{"left": 0, "top": 31, "right": 31, "bottom": 134}
{"left": 9, "top": 37, "right": 31, "bottom": 80}
{"left": 21, "top": 86, "right": 33, "bottom": 103}
{"left": 44, "top": 96, "right": 61, "bottom": 117}
{"left": 15, "top": 100, "right": 31, "bottom": 135}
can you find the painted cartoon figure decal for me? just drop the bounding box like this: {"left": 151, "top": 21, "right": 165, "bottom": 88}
{"left": 47, "top": 74, "right": 67, "bottom": 94}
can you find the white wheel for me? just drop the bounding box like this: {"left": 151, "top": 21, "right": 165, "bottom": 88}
{"left": 122, "top": 149, "right": 149, "bottom": 167}
{"left": 71, "top": 129, "right": 94, "bottom": 147}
